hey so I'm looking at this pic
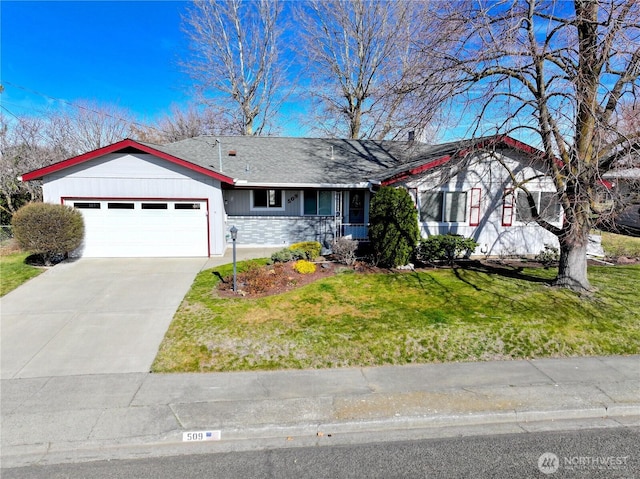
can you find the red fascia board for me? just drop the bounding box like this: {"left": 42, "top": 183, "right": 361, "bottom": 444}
{"left": 494, "top": 135, "right": 564, "bottom": 168}
{"left": 382, "top": 156, "right": 452, "bottom": 186}
{"left": 21, "top": 139, "right": 235, "bottom": 184}
{"left": 494, "top": 135, "right": 545, "bottom": 157}
{"left": 598, "top": 179, "right": 614, "bottom": 189}
{"left": 382, "top": 135, "right": 549, "bottom": 186}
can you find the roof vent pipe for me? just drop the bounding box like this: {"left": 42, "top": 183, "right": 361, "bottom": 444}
{"left": 216, "top": 138, "right": 222, "bottom": 172}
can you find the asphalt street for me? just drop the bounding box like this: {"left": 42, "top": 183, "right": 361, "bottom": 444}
{"left": 3, "top": 427, "right": 638, "bottom": 479}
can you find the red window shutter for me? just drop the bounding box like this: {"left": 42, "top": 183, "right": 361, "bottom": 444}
{"left": 502, "top": 189, "right": 514, "bottom": 226}
{"left": 469, "top": 188, "right": 481, "bottom": 226}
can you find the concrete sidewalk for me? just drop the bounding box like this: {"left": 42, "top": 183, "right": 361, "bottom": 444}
{"left": 2, "top": 356, "right": 639, "bottom": 468}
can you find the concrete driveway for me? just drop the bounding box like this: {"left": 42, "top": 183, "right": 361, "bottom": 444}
{"left": 1, "top": 258, "right": 209, "bottom": 379}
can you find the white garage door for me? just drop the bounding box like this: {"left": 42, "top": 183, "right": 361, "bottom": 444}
{"left": 65, "top": 199, "right": 209, "bottom": 257}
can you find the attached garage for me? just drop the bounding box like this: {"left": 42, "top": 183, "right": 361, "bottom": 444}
{"left": 20, "top": 139, "right": 235, "bottom": 258}
{"left": 64, "top": 199, "right": 210, "bottom": 257}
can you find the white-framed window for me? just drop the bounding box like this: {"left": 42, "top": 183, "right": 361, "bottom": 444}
{"left": 515, "top": 191, "right": 562, "bottom": 223}
{"left": 420, "top": 191, "right": 468, "bottom": 223}
{"left": 303, "top": 190, "right": 333, "bottom": 215}
{"left": 251, "top": 189, "right": 284, "bottom": 210}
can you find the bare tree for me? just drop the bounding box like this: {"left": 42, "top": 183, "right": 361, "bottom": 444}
{"left": 181, "top": 0, "right": 285, "bottom": 135}
{"left": 0, "top": 114, "right": 51, "bottom": 220}
{"left": 1, "top": 100, "right": 135, "bottom": 222}
{"left": 132, "top": 104, "right": 235, "bottom": 144}
{"left": 426, "top": 0, "right": 640, "bottom": 291}
{"left": 297, "top": 0, "right": 448, "bottom": 140}
{"left": 48, "top": 100, "right": 134, "bottom": 153}
{"left": 618, "top": 101, "right": 640, "bottom": 141}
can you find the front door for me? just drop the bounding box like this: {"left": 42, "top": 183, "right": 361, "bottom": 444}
{"left": 348, "top": 191, "right": 365, "bottom": 224}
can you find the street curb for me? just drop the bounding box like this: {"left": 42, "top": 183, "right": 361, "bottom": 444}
{"left": 2, "top": 405, "right": 639, "bottom": 469}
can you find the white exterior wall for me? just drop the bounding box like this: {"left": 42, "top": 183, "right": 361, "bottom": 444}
{"left": 404, "top": 151, "right": 561, "bottom": 257}
{"left": 42, "top": 153, "right": 227, "bottom": 256}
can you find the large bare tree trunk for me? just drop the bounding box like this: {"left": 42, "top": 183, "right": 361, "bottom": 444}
{"left": 555, "top": 228, "right": 591, "bottom": 291}
{"left": 422, "top": 0, "right": 640, "bottom": 291}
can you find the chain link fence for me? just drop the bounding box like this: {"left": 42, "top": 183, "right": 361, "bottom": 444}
{"left": 1, "top": 225, "right": 13, "bottom": 242}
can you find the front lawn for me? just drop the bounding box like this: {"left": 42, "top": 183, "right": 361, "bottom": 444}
{"left": 152, "top": 261, "right": 640, "bottom": 372}
{"left": 0, "top": 252, "right": 43, "bottom": 296}
{"left": 600, "top": 231, "right": 640, "bottom": 258}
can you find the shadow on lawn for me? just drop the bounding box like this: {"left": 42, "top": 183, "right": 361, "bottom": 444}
{"left": 451, "top": 260, "right": 553, "bottom": 291}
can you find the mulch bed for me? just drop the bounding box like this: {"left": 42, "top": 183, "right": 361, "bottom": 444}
{"left": 216, "top": 260, "right": 343, "bottom": 298}
{"left": 216, "top": 256, "right": 639, "bottom": 299}
{"left": 216, "top": 257, "right": 392, "bottom": 298}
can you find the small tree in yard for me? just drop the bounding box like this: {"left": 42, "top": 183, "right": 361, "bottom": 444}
{"left": 369, "top": 186, "right": 419, "bottom": 267}
{"left": 11, "top": 203, "right": 84, "bottom": 265}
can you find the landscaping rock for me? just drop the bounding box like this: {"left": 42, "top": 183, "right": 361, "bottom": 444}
{"left": 616, "top": 256, "right": 635, "bottom": 265}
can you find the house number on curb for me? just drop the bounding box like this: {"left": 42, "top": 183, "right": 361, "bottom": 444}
{"left": 183, "top": 430, "right": 222, "bottom": 442}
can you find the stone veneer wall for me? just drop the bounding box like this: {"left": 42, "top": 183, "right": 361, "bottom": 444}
{"left": 226, "top": 216, "right": 337, "bottom": 246}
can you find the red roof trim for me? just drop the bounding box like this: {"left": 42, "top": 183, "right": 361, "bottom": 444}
{"left": 382, "top": 135, "right": 546, "bottom": 186}
{"left": 381, "top": 156, "right": 451, "bottom": 186}
{"left": 20, "top": 139, "right": 235, "bottom": 184}
{"left": 598, "top": 179, "right": 614, "bottom": 189}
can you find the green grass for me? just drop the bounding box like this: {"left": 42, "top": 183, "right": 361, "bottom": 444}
{"left": 153, "top": 260, "right": 640, "bottom": 372}
{"left": 0, "top": 252, "right": 43, "bottom": 296}
{"left": 601, "top": 231, "right": 640, "bottom": 258}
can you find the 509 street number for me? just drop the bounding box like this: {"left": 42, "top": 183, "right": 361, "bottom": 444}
{"left": 182, "top": 430, "right": 221, "bottom": 442}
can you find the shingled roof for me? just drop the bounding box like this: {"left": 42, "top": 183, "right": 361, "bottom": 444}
{"left": 153, "top": 135, "right": 541, "bottom": 186}
{"left": 22, "top": 134, "right": 542, "bottom": 186}
{"left": 155, "top": 136, "right": 434, "bottom": 185}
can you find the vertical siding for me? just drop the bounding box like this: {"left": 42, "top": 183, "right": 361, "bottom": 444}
{"left": 405, "top": 151, "right": 561, "bottom": 257}
{"left": 42, "top": 153, "right": 227, "bottom": 256}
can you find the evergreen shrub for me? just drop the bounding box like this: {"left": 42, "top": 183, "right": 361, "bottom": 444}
{"left": 12, "top": 202, "right": 84, "bottom": 265}
{"left": 369, "top": 186, "right": 420, "bottom": 267}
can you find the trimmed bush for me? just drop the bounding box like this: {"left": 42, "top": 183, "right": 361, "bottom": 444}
{"left": 535, "top": 244, "right": 560, "bottom": 267}
{"left": 11, "top": 202, "right": 84, "bottom": 265}
{"left": 290, "top": 241, "right": 322, "bottom": 260}
{"left": 369, "top": 186, "right": 420, "bottom": 267}
{"left": 270, "top": 242, "right": 322, "bottom": 263}
{"left": 270, "top": 248, "right": 293, "bottom": 263}
{"left": 288, "top": 247, "right": 308, "bottom": 261}
{"left": 415, "top": 234, "right": 479, "bottom": 264}
{"left": 331, "top": 236, "right": 358, "bottom": 265}
{"left": 294, "top": 259, "right": 317, "bottom": 274}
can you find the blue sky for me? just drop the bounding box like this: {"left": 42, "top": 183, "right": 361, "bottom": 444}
{"left": 1, "top": 1, "right": 488, "bottom": 142}
{"left": 1, "top": 0, "right": 473, "bottom": 141}
{"left": 1, "top": 1, "right": 551, "bottom": 144}
{"left": 2, "top": 1, "right": 196, "bottom": 124}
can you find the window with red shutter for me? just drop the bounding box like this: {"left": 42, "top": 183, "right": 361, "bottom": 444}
{"left": 502, "top": 189, "right": 514, "bottom": 226}
{"left": 469, "top": 188, "right": 481, "bottom": 226}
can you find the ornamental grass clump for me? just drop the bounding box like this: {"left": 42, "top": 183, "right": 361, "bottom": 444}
{"left": 331, "top": 236, "right": 358, "bottom": 265}
{"left": 270, "top": 248, "right": 294, "bottom": 263}
{"left": 294, "top": 259, "right": 317, "bottom": 274}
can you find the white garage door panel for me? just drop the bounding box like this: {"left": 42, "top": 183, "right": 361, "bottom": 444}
{"left": 67, "top": 200, "right": 209, "bottom": 257}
